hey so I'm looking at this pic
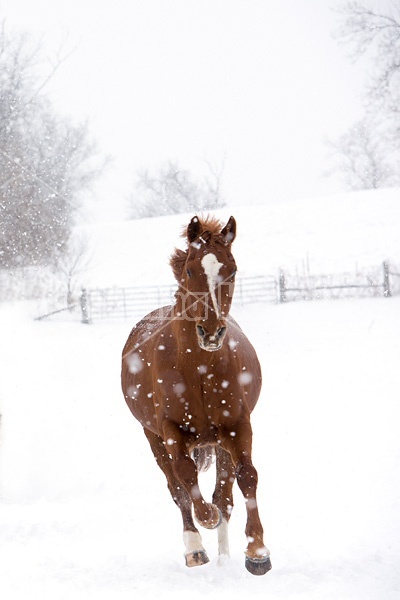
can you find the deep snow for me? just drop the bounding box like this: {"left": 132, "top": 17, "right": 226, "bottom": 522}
{"left": 1, "top": 297, "right": 400, "bottom": 599}
{"left": 1, "top": 190, "right": 400, "bottom": 598}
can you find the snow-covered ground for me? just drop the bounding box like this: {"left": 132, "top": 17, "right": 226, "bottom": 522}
{"left": 1, "top": 190, "right": 400, "bottom": 598}
{"left": 1, "top": 298, "right": 399, "bottom": 599}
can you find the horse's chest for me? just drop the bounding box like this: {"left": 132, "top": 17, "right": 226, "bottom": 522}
{"left": 160, "top": 373, "right": 242, "bottom": 435}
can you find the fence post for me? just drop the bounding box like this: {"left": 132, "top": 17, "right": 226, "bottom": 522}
{"left": 383, "top": 261, "right": 391, "bottom": 297}
{"left": 238, "top": 278, "right": 244, "bottom": 306}
{"left": 279, "top": 270, "right": 286, "bottom": 303}
{"left": 80, "top": 288, "right": 90, "bottom": 324}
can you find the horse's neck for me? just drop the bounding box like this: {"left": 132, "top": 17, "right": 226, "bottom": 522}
{"left": 171, "top": 317, "right": 197, "bottom": 355}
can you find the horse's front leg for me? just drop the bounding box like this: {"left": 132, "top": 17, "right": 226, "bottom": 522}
{"left": 236, "top": 457, "right": 271, "bottom": 575}
{"left": 162, "top": 421, "right": 221, "bottom": 529}
{"left": 144, "top": 427, "right": 210, "bottom": 567}
{"left": 224, "top": 421, "right": 272, "bottom": 576}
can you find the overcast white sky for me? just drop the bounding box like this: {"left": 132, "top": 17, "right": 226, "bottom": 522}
{"left": 0, "top": 0, "right": 366, "bottom": 221}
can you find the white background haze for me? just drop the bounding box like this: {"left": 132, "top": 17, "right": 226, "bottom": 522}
{"left": 1, "top": 0, "right": 366, "bottom": 219}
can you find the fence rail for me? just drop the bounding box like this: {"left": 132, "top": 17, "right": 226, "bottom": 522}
{"left": 279, "top": 262, "right": 395, "bottom": 303}
{"left": 33, "top": 260, "right": 400, "bottom": 323}
{"left": 80, "top": 275, "right": 278, "bottom": 323}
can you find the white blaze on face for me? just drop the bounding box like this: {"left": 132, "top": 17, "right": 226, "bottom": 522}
{"left": 201, "top": 252, "right": 223, "bottom": 318}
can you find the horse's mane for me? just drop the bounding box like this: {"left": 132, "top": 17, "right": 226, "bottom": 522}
{"left": 169, "top": 215, "right": 225, "bottom": 283}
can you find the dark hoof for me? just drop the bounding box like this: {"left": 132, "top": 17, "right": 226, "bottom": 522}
{"left": 185, "top": 550, "right": 210, "bottom": 568}
{"left": 245, "top": 555, "right": 272, "bottom": 576}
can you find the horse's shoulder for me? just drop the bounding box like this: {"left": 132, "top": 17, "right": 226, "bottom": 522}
{"left": 122, "top": 305, "right": 173, "bottom": 354}
{"left": 225, "top": 314, "right": 262, "bottom": 385}
{"left": 226, "top": 314, "right": 242, "bottom": 331}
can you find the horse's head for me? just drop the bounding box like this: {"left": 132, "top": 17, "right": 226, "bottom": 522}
{"left": 171, "top": 215, "right": 237, "bottom": 352}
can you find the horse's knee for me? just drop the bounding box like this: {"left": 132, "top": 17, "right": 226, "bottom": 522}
{"left": 168, "top": 482, "right": 190, "bottom": 508}
{"left": 172, "top": 453, "right": 198, "bottom": 488}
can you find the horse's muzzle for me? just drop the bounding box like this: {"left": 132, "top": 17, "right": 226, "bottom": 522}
{"left": 196, "top": 324, "right": 227, "bottom": 352}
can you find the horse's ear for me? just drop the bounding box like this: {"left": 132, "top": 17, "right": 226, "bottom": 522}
{"left": 221, "top": 216, "right": 236, "bottom": 244}
{"left": 187, "top": 216, "right": 201, "bottom": 243}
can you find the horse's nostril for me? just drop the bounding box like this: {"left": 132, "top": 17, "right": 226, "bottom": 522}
{"left": 197, "top": 325, "right": 206, "bottom": 338}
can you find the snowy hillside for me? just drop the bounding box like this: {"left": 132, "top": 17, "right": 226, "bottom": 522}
{"left": 1, "top": 190, "right": 400, "bottom": 599}
{"left": 78, "top": 188, "right": 400, "bottom": 289}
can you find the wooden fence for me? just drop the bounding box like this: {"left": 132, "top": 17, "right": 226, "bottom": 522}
{"left": 279, "top": 261, "right": 400, "bottom": 302}
{"left": 388, "top": 262, "right": 400, "bottom": 296}
{"left": 80, "top": 275, "right": 278, "bottom": 323}
{"left": 33, "top": 260, "right": 400, "bottom": 323}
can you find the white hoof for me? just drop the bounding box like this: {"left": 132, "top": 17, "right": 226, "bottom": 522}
{"left": 183, "top": 531, "right": 209, "bottom": 567}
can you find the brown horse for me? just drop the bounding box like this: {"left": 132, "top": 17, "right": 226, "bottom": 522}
{"left": 121, "top": 215, "right": 271, "bottom": 576}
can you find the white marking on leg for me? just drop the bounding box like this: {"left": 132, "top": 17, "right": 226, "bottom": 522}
{"left": 183, "top": 531, "right": 205, "bottom": 556}
{"left": 201, "top": 253, "right": 223, "bottom": 318}
{"left": 217, "top": 518, "right": 230, "bottom": 557}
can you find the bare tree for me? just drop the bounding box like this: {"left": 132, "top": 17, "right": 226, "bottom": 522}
{"left": 326, "top": 115, "right": 394, "bottom": 190}
{"left": 329, "top": 1, "right": 400, "bottom": 189}
{"left": 54, "top": 233, "right": 93, "bottom": 308}
{"left": 127, "top": 159, "right": 226, "bottom": 219}
{"left": 202, "top": 156, "right": 226, "bottom": 210}
{"left": 335, "top": 2, "right": 400, "bottom": 94}
{"left": 0, "top": 22, "right": 103, "bottom": 272}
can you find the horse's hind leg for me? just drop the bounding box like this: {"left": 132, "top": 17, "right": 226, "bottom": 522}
{"left": 212, "top": 446, "right": 236, "bottom": 559}
{"left": 143, "top": 428, "right": 210, "bottom": 568}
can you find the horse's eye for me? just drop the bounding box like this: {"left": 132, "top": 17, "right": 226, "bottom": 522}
{"left": 231, "top": 269, "right": 237, "bottom": 278}
{"left": 187, "top": 268, "right": 192, "bottom": 278}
